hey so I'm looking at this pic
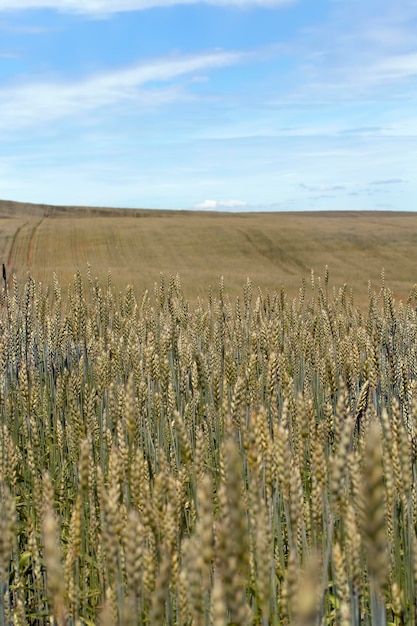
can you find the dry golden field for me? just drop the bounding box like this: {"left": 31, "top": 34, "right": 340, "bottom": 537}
{"left": 2, "top": 200, "right": 417, "bottom": 304}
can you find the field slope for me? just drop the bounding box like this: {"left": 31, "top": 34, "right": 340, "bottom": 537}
{"left": 1, "top": 200, "right": 417, "bottom": 303}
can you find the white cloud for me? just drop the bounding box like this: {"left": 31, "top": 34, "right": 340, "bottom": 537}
{"left": 0, "top": 50, "right": 246, "bottom": 131}
{"left": 194, "top": 199, "right": 218, "bottom": 209}
{"left": 194, "top": 199, "right": 247, "bottom": 209}
{"left": 0, "top": 0, "right": 295, "bottom": 14}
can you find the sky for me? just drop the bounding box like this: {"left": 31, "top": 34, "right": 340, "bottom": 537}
{"left": 0, "top": 0, "right": 416, "bottom": 212}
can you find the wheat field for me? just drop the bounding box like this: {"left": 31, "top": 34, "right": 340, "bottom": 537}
{"left": 2, "top": 202, "right": 417, "bottom": 305}
{"left": 1, "top": 264, "right": 417, "bottom": 625}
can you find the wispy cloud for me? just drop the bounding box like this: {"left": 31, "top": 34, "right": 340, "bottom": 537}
{"left": 0, "top": 21, "right": 55, "bottom": 34}
{"left": 0, "top": 0, "right": 296, "bottom": 14}
{"left": 310, "top": 194, "right": 336, "bottom": 200}
{"left": 0, "top": 50, "right": 247, "bottom": 131}
{"left": 284, "top": 2, "right": 417, "bottom": 106}
{"left": 190, "top": 76, "right": 209, "bottom": 83}
{"left": 370, "top": 178, "right": 407, "bottom": 185}
{"left": 0, "top": 51, "right": 20, "bottom": 59}
{"left": 338, "top": 126, "right": 382, "bottom": 135}
{"left": 300, "top": 183, "right": 346, "bottom": 192}
{"left": 372, "top": 52, "right": 417, "bottom": 80}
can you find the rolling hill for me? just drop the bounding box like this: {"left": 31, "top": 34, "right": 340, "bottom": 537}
{"left": 1, "top": 199, "right": 416, "bottom": 305}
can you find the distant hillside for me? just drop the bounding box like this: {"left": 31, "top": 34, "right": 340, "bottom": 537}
{"left": 1, "top": 200, "right": 417, "bottom": 305}
{"left": 0, "top": 199, "right": 235, "bottom": 219}
{"left": 0, "top": 198, "right": 163, "bottom": 218}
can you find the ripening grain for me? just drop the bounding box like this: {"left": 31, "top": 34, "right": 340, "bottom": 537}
{"left": 0, "top": 267, "right": 417, "bottom": 624}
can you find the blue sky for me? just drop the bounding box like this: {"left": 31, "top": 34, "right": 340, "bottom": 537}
{"left": 0, "top": 0, "right": 416, "bottom": 211}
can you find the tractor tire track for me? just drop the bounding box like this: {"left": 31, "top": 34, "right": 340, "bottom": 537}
{"left": 240, "top": 228, "right": 310, "bottom": 275}
{"left": 7, "top": 220, "right": 28, "bottom": 275}
{"left": 27, "top": 218, "right": 44, "bottom": 268}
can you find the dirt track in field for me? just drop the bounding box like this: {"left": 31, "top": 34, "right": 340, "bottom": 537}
{"left": 27, "top": 218, "right": 44, "bottom": 268}
{"left": 7, "top": 221, "right": 28, "bottom": 273}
